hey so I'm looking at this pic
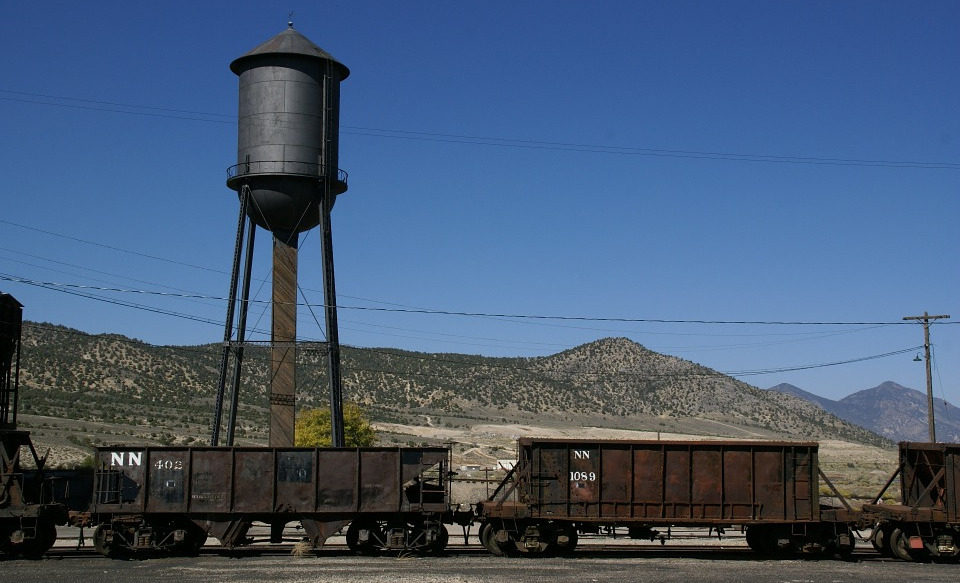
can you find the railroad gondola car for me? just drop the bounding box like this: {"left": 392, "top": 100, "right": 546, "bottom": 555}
{"left": 87, "top": 444, "right": 453, "bottom": 557}
{"left": 476, "top": 437, "right": 858, "bottom": 557}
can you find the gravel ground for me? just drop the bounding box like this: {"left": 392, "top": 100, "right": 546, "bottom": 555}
{"left": 4, "top": 549, "right": 959, "bottom": 583}
{"left": 5, "top": 527, "right": 954, "bottom": 583}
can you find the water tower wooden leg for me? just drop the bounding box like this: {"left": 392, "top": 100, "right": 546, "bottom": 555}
{"left": 270, "top": 234, "right": 298, "bottom": 447}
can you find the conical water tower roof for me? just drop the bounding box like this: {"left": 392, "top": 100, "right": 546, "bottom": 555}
{"left": 230, "top": 25, "right": 349, "bottom": 78}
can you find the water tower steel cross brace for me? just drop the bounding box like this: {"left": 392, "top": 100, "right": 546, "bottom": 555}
{"left": 209, "top": 25, "right": 349, "bottom": 448}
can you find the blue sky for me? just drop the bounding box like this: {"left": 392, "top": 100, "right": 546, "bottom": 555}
{"left": 1, "top": 1, "right": 957, "bottom": 405}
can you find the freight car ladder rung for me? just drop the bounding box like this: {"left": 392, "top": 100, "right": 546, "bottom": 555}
{"left": 95, "top": 469, "right": 123, "bottom": 504}
{"left": 792, "top": 452, "right": 812, "bottom": 516}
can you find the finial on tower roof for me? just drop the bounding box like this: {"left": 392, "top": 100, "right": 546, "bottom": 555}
{"left": 288, "top": 11, "right": 294, "bottom": 28}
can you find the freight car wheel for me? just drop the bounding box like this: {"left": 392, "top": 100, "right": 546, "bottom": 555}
{"left": 479, "top": 522, "right": 504, "bottom": 556}
{"left": 745, "top": 526, "right": 775, "bottom": 554}
{"left": 745, "top": 525, "right": 796, "bottom": 556}
{"left": 8, "top": 519, "right": 58, "bottom": 559}
{"left": 345, "top": 519, "right": 383, "bottom": 555}
{"left": 553, "top": 523, "right": 578, "bottom": 556}
{"left": 875, "top": 525, "right": 898, "bottom": 558}
{"left": 889, "top": 528, "right": 927, "bottom": 562}
{"left": 93, "top": 524, "right": 118, "bottom": 558}
{"left": 169, "top": 520, "right": 208, "bottom": 557}
{"left": 429, "top": 524, "right": 449, "bottom": 554}
{"left": 871, "top": 527, "right": 888, "bottom": 556}
{"left": 23, "top": 519, "right": 58, "bottom": 559}
{"left": 831, "top": 535, "right": 855, "bottom": 560}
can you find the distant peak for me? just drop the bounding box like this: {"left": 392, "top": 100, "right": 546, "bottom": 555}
{"left": 875, "top": 380, "right": 909, "bottom": 391}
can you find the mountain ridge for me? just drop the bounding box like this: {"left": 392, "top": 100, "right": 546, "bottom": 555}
{"left": 768, "top": 381, "right": 960, "bottom": 443}
{"left": 15, "top": 323, "right": 892, "bottom": 450}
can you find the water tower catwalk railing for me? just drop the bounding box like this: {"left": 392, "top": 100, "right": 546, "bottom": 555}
{"left": 226, "top": 162, "right": 348, "bottom": 186}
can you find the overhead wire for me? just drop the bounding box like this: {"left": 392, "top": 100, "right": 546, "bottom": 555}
{"left": 2, "top": 89, "right": 959, "bottom": 170}
{"left": 3, "top": 228, "right": 955, "bottom": 364}
{"left": 5, "top": 271, "right": 936, "bottom": 386}
{"left": 0, "top": 273, "right": 929, "bottom": 328}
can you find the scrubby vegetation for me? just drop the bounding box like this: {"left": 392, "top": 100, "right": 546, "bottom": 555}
{"left": 16, "top": 323, "right": 890, "bottom": 464}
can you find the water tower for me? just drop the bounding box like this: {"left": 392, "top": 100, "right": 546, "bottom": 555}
{"left": 210, "top": 23, "right": 349, "bottom": 448}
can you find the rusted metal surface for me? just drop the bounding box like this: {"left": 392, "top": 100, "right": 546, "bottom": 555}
{"left": 898, "top": 442, "right": 959, "bottom": 521}
{"left": 91, "top": 446, "right": 451, "bottom": 518}
{"left": 863, "top": 442, "right": 960, "bottom": 523}
{"left": 485, "top": 438, "right": 820, "bottom": 525}
{"left": 860, "top": 443, "right": 960, "bottom": 561}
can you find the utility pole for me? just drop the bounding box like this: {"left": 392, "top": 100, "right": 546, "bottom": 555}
{"left": 903, "top": 312, "right": 950, "bottom": 442}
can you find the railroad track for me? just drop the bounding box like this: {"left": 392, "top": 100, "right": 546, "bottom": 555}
{"left": 42, "top": 540, "right": 885, "bottom": 561}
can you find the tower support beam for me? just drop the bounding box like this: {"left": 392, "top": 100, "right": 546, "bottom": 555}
{"left": 270, "top": 235, "right": 299, "bottom": 447}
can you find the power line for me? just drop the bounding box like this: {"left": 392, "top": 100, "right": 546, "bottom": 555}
{"left": 1, "top": 236, "right": 920, "bottom": 350}
{"left": 722, "top": 346, "right": 924, "bottom": 376}
{"left": 345, "top": 127, "right": 960, "bottom": 170}
{"left": 3, "top": 89, "right": 958, "bottom": 170}
{"left": 1, "top": 273, "right": 929, "bottom": 328}
{"left": 0, "top": 219, "right": 223, "bottom": 274}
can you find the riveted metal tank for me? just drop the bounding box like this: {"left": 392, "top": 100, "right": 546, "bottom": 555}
{"left": 226, "top": 25, "right": 349, "bottom": 237}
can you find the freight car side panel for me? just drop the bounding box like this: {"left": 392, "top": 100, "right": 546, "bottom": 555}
{"left": 722, "top": 449, "right": 754, "bottom": 519}
{"left": 511, "top": 439, "right": 819, "bottom": 524}
{"left": 94, "top": 446, "right": 451, "bottom": 518}
{"left": 145, "top": 449, "right": 189, "bottom": 513}
{"left": 189, "top": 449, "right": 231, "bottom": 512}
{"left": 359, "top": 450, "right": 399, "bottom": 512}
{"left": 317, "top": 450, "right": 358, "bottom": 512}
{"left": 277, "top": 450, "right": 315, "bottom": 512}
{"left": 232, "top": 450, "right": 274, "bottom": 513}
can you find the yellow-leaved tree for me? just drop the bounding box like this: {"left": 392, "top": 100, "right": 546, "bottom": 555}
{"left": 294, "top": 402, "right": 377, "bottom": 447}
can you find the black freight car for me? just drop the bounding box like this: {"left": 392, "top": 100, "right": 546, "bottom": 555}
{"left": 88, "top": 445, "right": 453, "bottom": 557}
{"left": 477, "top": 438, "right": 856, "bottom": 557}
{"left": 862, "top": 442, "right": 960, "bottom": 562}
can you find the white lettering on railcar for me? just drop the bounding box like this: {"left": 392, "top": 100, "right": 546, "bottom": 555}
{"left": 574, "top": 450, "right": 590, "bottom": 460}
{"left": 154, "top": 459, "right": 184, "bottom": 470}
{"left": 109, "top": 452, "right": 143, "bottom": 467}
{"left": 570, "top": 471, "right": 597, "bottom": 482}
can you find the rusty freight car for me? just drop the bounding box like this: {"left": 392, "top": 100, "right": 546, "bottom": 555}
{"left": 862, "top": 442, "right": 960, "bottom": 562}
{"left": 1, "top": 292, "right": 70, "bottom": 558}
{"left": 477, "top": 438, "right": 856, "bottom": 557}
{"left": 88, "top": 445, "right": 453, "bottom": 557}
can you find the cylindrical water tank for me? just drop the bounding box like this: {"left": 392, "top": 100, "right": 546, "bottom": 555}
{"left": 227, "top": 26, "right": 349, "bottom": 236}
